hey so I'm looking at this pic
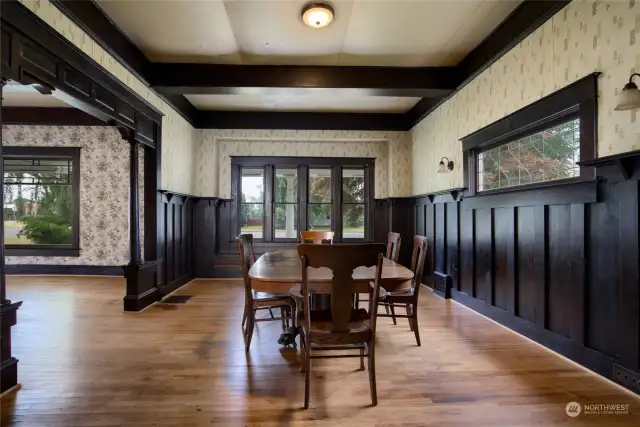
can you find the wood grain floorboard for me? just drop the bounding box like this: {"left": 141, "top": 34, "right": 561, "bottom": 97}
{"left": 1, "top": 276, "right": 637, "bottom": 426}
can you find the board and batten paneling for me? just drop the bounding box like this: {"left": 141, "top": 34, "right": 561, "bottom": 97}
{"left": 412, "top": 156, "right": 640, "bottom": 393}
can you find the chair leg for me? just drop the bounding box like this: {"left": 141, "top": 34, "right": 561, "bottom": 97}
{"left": 360, "top": 347, "right": 365, "bottom": 371}
{"left": 245, "top": 309, "right": 256, "bottom": 352}
{"left": 412, "top": 312, "right": 421, "bottom": 347}
{"left": 269, "top": 308, "right": 275, "bottom": 319}
{"left": 389, "top": 303, "right": 397, "bottom": 325}
{"left": 300, "top": 333, "right": 306, "bottom": 373}
{"left": 354, "top": 294, "right": 359, "bottom": 310}
{"left": 304, "top": 337, "right": 311, "bottom": 409}
{"left": 367, "top": 341, "right": 377, "bottom": 406}
{"left": 384, "top": 303, "right": 390, "bottom": 316}
{"left": 406, "top": 304, "right": 413, "bottom": 331}
{"left": 241, "top": 302, "right": 248, "bottom": 329}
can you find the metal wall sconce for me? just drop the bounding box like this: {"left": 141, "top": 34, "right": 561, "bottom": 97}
{"left": 438, "top": 157, "right": 454, "bottom": 173}
{"left": 614, "top": 73, "right": 640, "bottom": 111}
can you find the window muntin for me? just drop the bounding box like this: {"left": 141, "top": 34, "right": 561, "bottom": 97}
{"left": 477, "top": 118, "right": 580, "bottom": 192}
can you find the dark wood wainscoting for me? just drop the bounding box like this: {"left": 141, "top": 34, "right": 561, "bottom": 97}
{"left": 158, "top": 193, "right": 195, "bottom": 295}
{"left": 411, "top": 152, "right": 640, "bottom": 394}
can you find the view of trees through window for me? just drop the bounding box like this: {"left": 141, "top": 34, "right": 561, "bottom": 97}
{"left": 239, "top": 168, "right": 264, "bottom": 238}
{"left": 342, "top": 169, "right": 365, "bottom": 239}
{"left": 478, "top": 118, "right": 580, "bottom": 191}
{"left": 308, "top": 169, "right": 331, "bottom": 233}
{"left": 3, "top": 157, "right": 74, "bottom": 245}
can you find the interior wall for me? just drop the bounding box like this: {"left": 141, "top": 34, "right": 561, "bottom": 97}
{"left": 3, "top": 125, "right": 134, "bottom": 266}
{"left": 195, "top": 129, "right": 412, "bottom": 199}
{"left": 410, "top": 0, "right": 640, "bottom": 195}
{"left": 19, "top": 0, "right": 198, "bottom": 195}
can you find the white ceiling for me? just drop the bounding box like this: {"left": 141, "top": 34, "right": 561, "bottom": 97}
{"left": 186, "top": 92, "right": 420, "bottom": 112}
{"left": 2, "top": 85, "right": 70, "bottom": 107}
{"left": 97, "top": 0, "right": 522, "bottom": 67}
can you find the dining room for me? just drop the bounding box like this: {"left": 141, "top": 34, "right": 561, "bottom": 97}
{"left": 2, "top": 0, "right": 640, "bottom": 426}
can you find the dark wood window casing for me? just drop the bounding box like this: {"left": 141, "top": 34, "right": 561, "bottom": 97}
{"left": 461, "top": 73, "right": 599, "bottom": 198}
{"left": 231, "top": 156, "right": 375, "bottom": 245}
{"left": 3, "top": 146, "right": 81, "bottom": 257}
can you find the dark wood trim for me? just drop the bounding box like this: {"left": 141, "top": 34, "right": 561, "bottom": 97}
{"left": 150, "top": 63, "right": 458, "bottom": 98}
{"left": 232, "top": 156, "right": 375, "bottom": 167}
{"left": 460, "top": 74, "right": 599, "bottom": 151}
{"left": 457, "top": 1, "right": 571, "bottom": 88}
{"left": 50, "top": 0, "right": 151, "bottom": 85}
{"left": 128, "top": 140, "right": 141, "bottom": 265}
{"left": 450, "top": 289, "right": 616, "bottom": 379}
{"left": 579, "top": 149, "right": 640, "bottom": 182}
{"left": 0, "top": 0, "right": 163, "bottom": 128}
{"left": 461, "top": 73, "right": 599, "bottom": 197}
{"left": 5, "top": 264, "right": 124, "bottom": 275}
{"left": 462, "top": 179, "right": 598, "bottom": 210}
{"left": 3, "top": 146, "right": 81, "bottom": 257}
{"left": 405, "top": 0, "right": 572, "bottom": 127}
{"left": 2, "top": 106, "right": 105, "bottom": 126}
{"left": 198, "top": 111, "right": 408, "bottom": 131}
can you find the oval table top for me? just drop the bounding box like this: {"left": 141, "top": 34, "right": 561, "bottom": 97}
{"left": 249, "top": 249, "right": 414, "bottom": 283}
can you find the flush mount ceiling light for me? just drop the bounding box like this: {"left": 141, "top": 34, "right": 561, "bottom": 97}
{"left": 614, "top": 73, "right": 640, "bottom": 111}
{"left": 301, "top": 3, "right": 334, "bottom": 29}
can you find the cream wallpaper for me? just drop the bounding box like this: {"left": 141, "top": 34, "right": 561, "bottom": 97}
{"left": 3, "top": 125, "right": 139, "bottom": 266}
{"left": 411, "top": 0, "right": 640, "bottom": 195}
{"left": 19, "top": 0, "right": 198, "bottom": 195}
{"left": 195, "top": 129, "right": 412, "bottom": 199}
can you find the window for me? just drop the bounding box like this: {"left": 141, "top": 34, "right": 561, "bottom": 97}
{"left": 3, "top": 147, "right": 80, "bottom": 256}
{"left": 461, "top": 74, "right": 598, "bottom": 197}
{"left": 239, "top": 168, "right": 264, "bottom": 238}
{"left": 342, "top": 169, "right": 365, "bottom": 239}
{"left": 232, "top": 157, "right": 374, "bottom": 243}
{"left": 477, "top": 118, "right": 580, "bottom": 191}
{"left": 274, "top": 168, "right": 297, "bottom": 239}
{"left": 308, "top": 168, "right": 331, "bottom": 232}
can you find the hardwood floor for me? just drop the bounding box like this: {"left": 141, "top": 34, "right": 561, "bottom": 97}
{"left": 1, "top": 276, "right": 637, "bottom": 426}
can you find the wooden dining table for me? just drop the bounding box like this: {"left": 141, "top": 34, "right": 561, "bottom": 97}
{"left": 249, "top": 248, "right": 415, "bottom": 345}
{"left": 248, "top": 249, "right": 415, "bottom": 295}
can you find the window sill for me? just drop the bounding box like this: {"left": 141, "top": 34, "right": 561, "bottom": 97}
{"left": 462, "top": 178, "right": 599, "bottom": 209}
{"left": 5, "top": 247, "right": 80, "bottom": 257}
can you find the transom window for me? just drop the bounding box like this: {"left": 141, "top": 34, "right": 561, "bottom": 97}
{"left": 3, "top": 147, "right": 81, "bottom": 256}
{"left": 232, "top": 157, "right": 374, "bottom": 243}
{"left": 477, "top": 118, "right": 581, "bottom": 191}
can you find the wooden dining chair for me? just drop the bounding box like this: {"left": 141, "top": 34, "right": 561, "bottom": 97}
{"left": 237, "top": 234, "right": 294, "bottom": 352}
{"left": 300, "top": 230, "right": 334, "bottom": 244}
{"left": 297, "top": 243, "right": 385, "bottom": 408}
{"left": 377, "top": 235, "right": 428, "bottom": 346}
{"left": 356, "top": 232, "right": 401, "bottom": 309}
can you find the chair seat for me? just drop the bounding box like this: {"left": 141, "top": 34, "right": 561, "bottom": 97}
{"left": 300, "top": 308, "right": 372, "bottom": 344}
{"left": 379, "top": 288, "right": 415, "bottom": 303}
{"left": 252, "top": 291, "right": 292, "bottom": 306}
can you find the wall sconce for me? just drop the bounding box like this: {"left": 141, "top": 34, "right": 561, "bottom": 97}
{"left": 614, "top": 73, "right": 640, "bottom": 111}
{"left": 438, "top": 157, "right": 454, "bottom": 173}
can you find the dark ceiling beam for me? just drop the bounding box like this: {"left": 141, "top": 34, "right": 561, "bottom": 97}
{"left": 50, "top": 0, "right": 199, "bottom": 127}
{"left": 2, "top": 107, "right": 106, "bottom": 126}
{"left": 196, "top": 111, "right": 408, "bottom": 131}
{"left": 405, "top": 0, "right": 572, "bottom": 128}
{"left": 150, "top": 64, "right": 460, "bottom": 98}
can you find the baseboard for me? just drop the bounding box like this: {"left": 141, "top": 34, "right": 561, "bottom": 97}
{"left": 6, "top": 264, "right": 124, "bottom": 276}
{"left": 158, "top": 274, "right": 193, "bottom": 297}
{"left": 123, "top": 287, "right": 159, "bottom": 312}
{"left": 450, "top": 289, "right": 629, "bottom": 390}
{"left": 0, "top": 357, "right": 19, "bottom": 394}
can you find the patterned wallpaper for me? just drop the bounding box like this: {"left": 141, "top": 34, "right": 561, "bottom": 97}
{"left": 2, "top": 125, "right": 141, "bottom": 266}
{"left": 19, "top": 0, "right": 198, "bottom": 195}
{"left": 411, "top": 0, "right": 640, "bottom": 195}
{"left": 195, "top": 129, "right": 412, "bottom": 199}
